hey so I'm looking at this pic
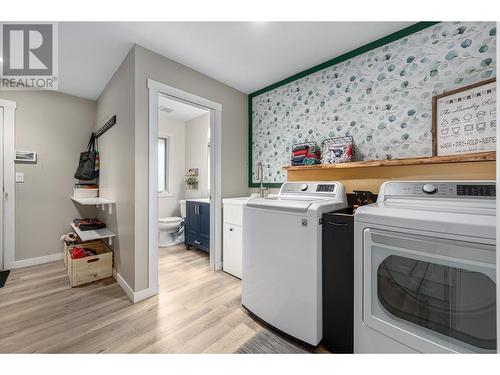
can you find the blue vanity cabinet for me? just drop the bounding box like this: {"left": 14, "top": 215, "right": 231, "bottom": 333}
{"left": 185, "top": 201, "right": 210, "bottom": 253}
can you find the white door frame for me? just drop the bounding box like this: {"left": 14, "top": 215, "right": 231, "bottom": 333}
{"left": 496, "top": 20, "right": 499, "bottom": 354}
{"left": 147, "top": 79, "right": 223, "bottom": 292}
{"left": 0, "top": 99, "right": 16, "bottom": 270}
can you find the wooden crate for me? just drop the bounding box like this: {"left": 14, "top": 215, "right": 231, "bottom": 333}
{"left": 64, "top": 240, "right": 102, "bottom": 270}
{"left": 66, "top": 241, "right": 113, "bottom": 287}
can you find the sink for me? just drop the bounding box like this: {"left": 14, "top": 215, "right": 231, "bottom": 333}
{"left": 186, "top": 198, "right": 210, "bottom": 203}
{"left": 223, "top": 195, "right": 279, "bottom": 205}
{"left": 222, "top": 196, "right": 251, "bottom": 206}
{"left": 250, "top": 193, "right": 279, "bottom": 198}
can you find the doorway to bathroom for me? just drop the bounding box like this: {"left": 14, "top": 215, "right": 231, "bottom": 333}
{"left": 156, "top": 95, "right": 210, "bottom": 247}
{"left": 147, "top": 80, "right": 222, "bottom": 293}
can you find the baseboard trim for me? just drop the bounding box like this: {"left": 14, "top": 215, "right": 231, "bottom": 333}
{"left": 112, "top": 269, "right": 159, "bottom": 303}
{"left": 112, "top": 269, "right": 134, "bottom": 301}
{"left": 133, "top": 285, "right": 159, "bottom": 303}
{"left": 6, "top": 252, "right": 64, "bottom": 269}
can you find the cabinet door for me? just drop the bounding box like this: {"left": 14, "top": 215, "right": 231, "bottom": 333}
{"left": 185, "top": 201, "right": 198, "bottom": 236}
{"left": 198, "top": 202, "right": 210, "bottom": 243}
{"left": 223, "top": 223, "right": 242, "bottom": 279}
{"left": 185, "top": 201, "right": 199, "bottom": 248}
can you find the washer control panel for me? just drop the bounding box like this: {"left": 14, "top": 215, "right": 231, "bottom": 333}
{"left": 383, "top": 182, "right": 495, "bottom": 199}
{"left": 457, "top": 184, "right": 496, "bottom": 197}
{"left": 316, "top": 184, "right": 336, "bottom": 193}
{"left": 280, "top": 182, "right": 337, "bottom": 195}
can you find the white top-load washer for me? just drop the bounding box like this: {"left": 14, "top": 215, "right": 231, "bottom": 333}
{"left": 354, "top": 181, "right": 496, "bottom": 353}
{"left": 242, "top": 181, "right": 347, "bottom": 346}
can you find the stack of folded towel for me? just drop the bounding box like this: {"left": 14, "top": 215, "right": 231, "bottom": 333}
{"left": 73, "top": 218, "right": 106, "bottom": 231}
{"left": 291, "top": 144, "right": 321, "bottom": 166}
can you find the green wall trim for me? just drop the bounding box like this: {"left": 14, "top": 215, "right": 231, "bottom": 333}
{"left": 248, "top": 21, "right": 440, "bottom": 188}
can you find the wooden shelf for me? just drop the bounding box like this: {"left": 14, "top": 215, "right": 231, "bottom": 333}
{"left": 70, "top": 223, "right": 116, "bottom": 245}
{"left": 283, "top": 152, "right": 495, "bottom": 171}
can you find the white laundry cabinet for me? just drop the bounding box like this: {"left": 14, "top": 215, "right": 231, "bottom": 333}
{"left": 222, "top": 197, "right": 249, "bottom": 279}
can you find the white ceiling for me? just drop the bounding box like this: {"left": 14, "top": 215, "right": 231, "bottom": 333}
{"left": 159, "top": 95, "right": 209, "bottom": 122}
{"left": 59, "top": 22, "right": 413, "bottom": 100}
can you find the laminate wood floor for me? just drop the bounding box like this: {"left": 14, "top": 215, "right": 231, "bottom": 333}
{"left": 0, "top": 244, "right": 311, "bottom": 354}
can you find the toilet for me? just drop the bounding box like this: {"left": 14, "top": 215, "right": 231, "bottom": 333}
{"left": 158, "top": 200, "right": 186, "bottom": 247}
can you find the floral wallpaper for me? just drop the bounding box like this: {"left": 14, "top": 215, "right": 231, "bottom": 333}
{"left": 251, "top": 22, "right": 497, "bottom": 184}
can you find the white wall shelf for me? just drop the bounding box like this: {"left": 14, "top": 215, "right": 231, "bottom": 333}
{"left": 71, "top": 196, "right": 115, "bottom": 214}
{"left": 70, "top": 223, "right": 116, "bottom": 245}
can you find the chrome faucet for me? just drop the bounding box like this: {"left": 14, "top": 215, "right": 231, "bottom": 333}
{"left": 257, "top": 161, "right": 269, "bottom": 198}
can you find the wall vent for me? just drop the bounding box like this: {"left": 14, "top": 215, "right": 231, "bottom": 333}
{"left": 159, "top": 105, "right": 174, "bottom": 113}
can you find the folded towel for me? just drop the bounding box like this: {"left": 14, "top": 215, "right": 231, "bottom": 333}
{"left": 292, "top": 143, "right": 321, "bottom": 152}
{"left": 293, "top": 151, "right": 320, "bottom": 159}
{"left": 292, "top": 159, "right": 320, "bottom": 166}
{"left": 306, "top": 151, "right": 321, "bottom": 159}
{"left": 73, "top": 218, "right": 106, "bottom": 231}
{"left": 303, "top": 157, "right": 321, "bottom": 165}
{"left": 291, "top": 155, "right": 306, "bottom": 164}
{"left": 292, "top": 144, "right": 309, "bottom": 153}
{"left": 292, "top": 149, "right": 308, "bottom": 156}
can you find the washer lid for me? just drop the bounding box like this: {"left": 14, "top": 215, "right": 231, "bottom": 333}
{"left": 246, "top": 196, "right": 328, "bottom": 213}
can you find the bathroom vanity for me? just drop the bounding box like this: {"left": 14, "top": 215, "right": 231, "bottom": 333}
{"left": 185, "top": 200, "right": 210, "bottom": 253}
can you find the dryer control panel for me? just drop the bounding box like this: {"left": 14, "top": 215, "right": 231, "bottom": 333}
{"left": 382, "top": 181, "right": 496, "bottom": 199}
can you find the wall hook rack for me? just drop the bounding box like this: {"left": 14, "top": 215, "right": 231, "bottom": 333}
{"left": 95, "top": 115, "right": 117, "bottom": 138}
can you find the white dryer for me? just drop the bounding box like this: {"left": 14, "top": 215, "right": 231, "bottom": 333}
{"left": 242, "top": 181, "right": 347, "bottom": 346}
{"left": 354, "top": 181, "right": 496, "bottom": 353}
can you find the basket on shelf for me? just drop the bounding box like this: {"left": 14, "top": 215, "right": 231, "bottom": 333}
{"left": 321, "top": 136, "right": 355, "bottom": 164}
{"left": 290, "top": 141, "right": 321, "bottom": 166}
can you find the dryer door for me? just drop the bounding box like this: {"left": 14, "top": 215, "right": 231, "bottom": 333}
{"left": 363, "top": 228, "right": 496, "bottom": 353}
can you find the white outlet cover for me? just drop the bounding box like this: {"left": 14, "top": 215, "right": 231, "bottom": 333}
{"left": 15, "top": 172, "right": 24, "bottom": 183}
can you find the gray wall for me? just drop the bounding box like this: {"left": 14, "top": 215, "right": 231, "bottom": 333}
{"left": 0, "top": 91, "right": 96, "bottom": 261}
{"left": 96, "top": 48, "right": 136, "bottom": 290}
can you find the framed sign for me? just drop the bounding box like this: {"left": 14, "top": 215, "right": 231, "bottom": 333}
{"left": 15, "top": 150, "right": 37, "bottom": 162}
{"left": 432, "top": 78, "right": 496, "bottom": 157}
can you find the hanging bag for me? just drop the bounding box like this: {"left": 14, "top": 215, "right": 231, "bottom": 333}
{"left": 74, "top": 133, "right": 98, "bottom": 180}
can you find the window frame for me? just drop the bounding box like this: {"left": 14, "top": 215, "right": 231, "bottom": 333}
{"left": 158, "top": 133, "right": 171, "bottom": 196}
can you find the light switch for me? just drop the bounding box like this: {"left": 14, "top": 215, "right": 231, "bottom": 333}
{"left": 16, "top": 172, "right": 24, "bottom": 183}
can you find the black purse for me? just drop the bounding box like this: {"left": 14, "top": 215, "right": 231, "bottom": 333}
{"left": 74, "top": 133, "right": 98, "bottom": 180}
